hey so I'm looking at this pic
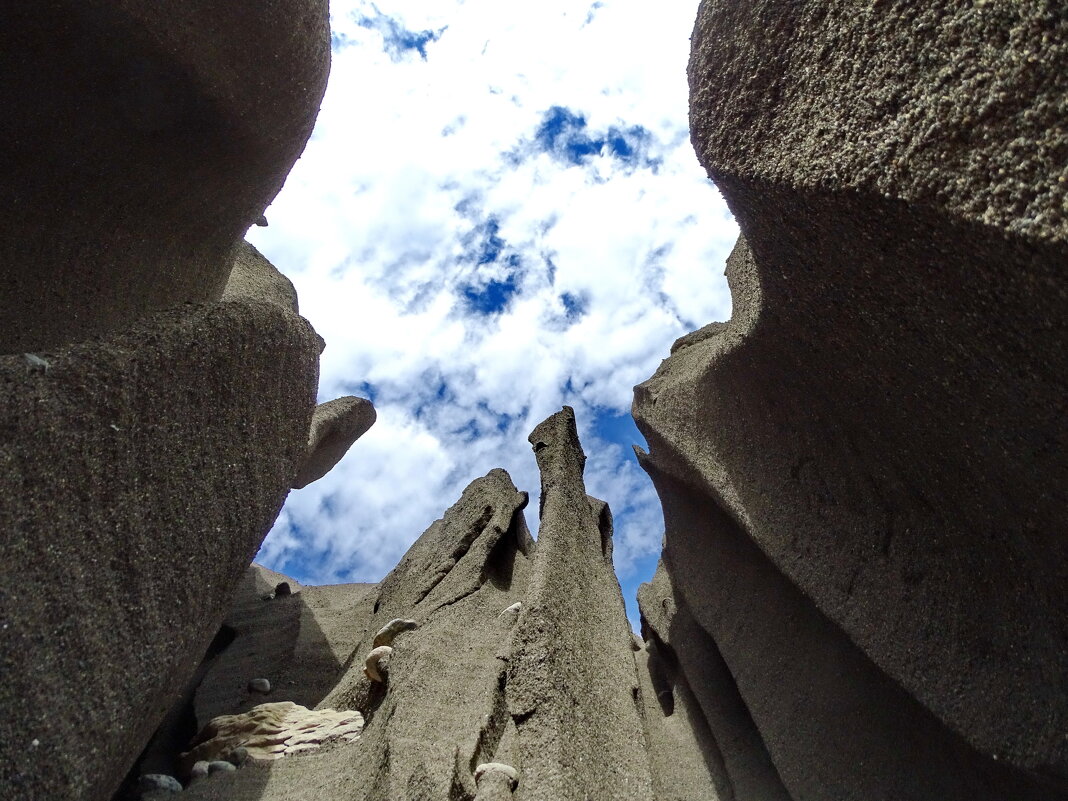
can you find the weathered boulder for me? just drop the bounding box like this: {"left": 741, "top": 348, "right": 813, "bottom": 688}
{"left": 0, "top": 1, "right": 330, "bottom": 352}
{"left": 635, "top": 0, "right": 1068, "bottom": 795}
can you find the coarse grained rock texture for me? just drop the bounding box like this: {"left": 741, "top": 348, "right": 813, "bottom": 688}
{"left": 174, "top": 468, "right": 536, "bottom": 801}
{"left": 634, "top": 1, "right": 1068, "bottom": 798}
{"left": 224, "top": 242, "right": 303, "bottom": 315}
{"left": 0, "top": 288, "right": 322, "bottom": 801}
{"left": 0, "top": 4, "right": 384, "bottom": 799}
{"left": 158, "top": 411, "right": 713, "bottom": 801}
{"left": 0, "top": 1, "right": 330, "bottom": 352}
{"left": 688, "top": 0, "right": 1068, "bottom": 243}
{"left": 507, "top": 408, "right": 654, "bottom": 801}
{"left": 638, "top": 558, "right": 789, "bottom": 801}
{"left": 294, "top": 398, "right": 378, "bottom": 490}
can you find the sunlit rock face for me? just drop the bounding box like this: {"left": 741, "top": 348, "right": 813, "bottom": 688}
{"left": 144, "top": 410, "right": 716, "bottom": 801}
{"left": 635, "top": 2, "right": 1068, "bottom": 799}
{"left": 182, "top": 702, "right": 365, "bottom": 768}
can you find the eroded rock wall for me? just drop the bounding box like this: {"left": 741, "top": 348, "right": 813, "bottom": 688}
{"left": 0, "top": 5, "right": 381, "bottom": 800}
{"left": 0, "top": 293, "right": 322, "bottom": 801}
{"left": 0, "top": 2, "right": 331, "bottom": 352}
{"left": 634, "top": 2, "right": 1068, "bottom": 799}
{"left": 161, "top": 410, "right": 714, "bottom": 801}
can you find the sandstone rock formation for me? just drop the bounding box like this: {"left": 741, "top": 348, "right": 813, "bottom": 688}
{"left": 294, "top": 397, "right": 378, "bottom": 490}
{"left": 130, "top": 410, "right": 718, "bottom": 801}
{"left": 507, "top": 409, "right": 653, "bottom": 801}
{"left": 3, "top": 2, "right": 1065, "bottom": 800}
{"left": 0, "top": 5, "right": 379, "bottom": 801}
{"left": 0, "top": 285, "right": 321, "bottom": 801}
{"left": 633, "top": 2, "right": 1068, "bottom": 799}
{"left": 0, "top": 1, "right": 331, "bottom": 352}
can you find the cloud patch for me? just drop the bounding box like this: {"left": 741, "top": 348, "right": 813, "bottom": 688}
{"left": 250, "top": 0, "right": 740, "bottom": 628}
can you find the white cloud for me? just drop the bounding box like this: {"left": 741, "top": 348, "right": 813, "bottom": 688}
{"left": 249, "top": 0, "right": 737, "bottom": 616}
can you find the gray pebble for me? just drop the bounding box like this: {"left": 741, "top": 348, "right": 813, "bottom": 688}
{"left": 138, "top": 773, "right": 182, "bottom": 793}
{"left": 189, "top": 761, "right": 210, "bottom": 781}
{"left": 22, "top": 353, "right": 50, "bottom": 372}
{"left": 208, "top": 760, "right": 237, "bottom": 774}
{"left": 226, "top": 746, "right": 249, "bottom": 766}
{"left": 248, "top": 677, "right": 271, "bottom": 693}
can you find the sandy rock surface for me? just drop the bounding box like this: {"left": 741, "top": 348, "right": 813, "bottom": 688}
{"left": 633, "top": 1, "right": 1068, "bottom": 797}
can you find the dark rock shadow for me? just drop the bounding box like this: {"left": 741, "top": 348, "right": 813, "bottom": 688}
{"left": 636, "top": 183, "right": 1068, "bottom": 781}
{"left": 115, "top": 566, "right": 354, "bottom": 800}
{"left": 643, "top": 459, "right": 1068, "bottom": 801}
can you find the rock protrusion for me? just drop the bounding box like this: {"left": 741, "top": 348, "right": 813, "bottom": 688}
{"left": 222, "top": 241, "right": 301, "bottom": 313}
{"left": 372, "top": 619, "right": 418, "bottom": 649}
{"left": 363, "top": 646, "right": 393, "bottom": 683}
{"left": 0, "top": 1, "right": 331, "bottom": 353}
{"left": 180, "top": 702, "right": 363, "bottom": 772}
{"left": 474, "top": 762, "right": 519, "bottom": 799}
{"left": 292, "top": 397, "right": 377, "bottom": 490}
{"left": 507, "top": 408, "right": 655, "bottom": 801}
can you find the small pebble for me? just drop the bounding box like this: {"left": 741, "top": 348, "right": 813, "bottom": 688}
{"left": 138, "top": 773, "right": 182, "bottom": 793}
{"left": 208, "top": 760, "right": 237, "bottom": 774}
{"left": 364, "top": 646, "right": 393, "bottom": 682}
{"left": 248, "top": 678, "right": 271, "bottom": 693}
{"left": 226, "top": 746, "right": 249, "bottom": 767}
{"left": 475, "top": 762, "right": 519, "bottom": 789}
{"left": 22, "top": 354, "right": 50, "bottom": 372}
{"left": 189, "top": 761, "right": 210, "bottom": 781}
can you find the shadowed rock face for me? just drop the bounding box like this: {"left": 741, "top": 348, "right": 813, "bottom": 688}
{"left": 634, "top": 1, "right": 1068, "bottom": 797}
{"left": 0, "top": 5, "right": 379, "bottom": 800}
{"left": 0, "top": 1, "right": 330, "bottom": 352}
{"left": 0, "top": 293, "right": 322, "bottom": 801}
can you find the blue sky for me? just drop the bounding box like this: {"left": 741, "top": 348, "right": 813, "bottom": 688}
{"left": 248, "top": 0, "right": 738, "bottom": 627}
